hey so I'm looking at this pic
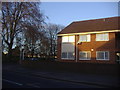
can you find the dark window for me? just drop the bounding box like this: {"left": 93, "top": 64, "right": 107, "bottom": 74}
{"left": 61, "top": 52, "right": 67, "bottom": 59}
{"left": 97, "top": 51, "right": 109, "bottom": 60}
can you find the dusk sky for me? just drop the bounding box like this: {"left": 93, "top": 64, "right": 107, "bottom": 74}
{"left": 41, "top": 2, "right": 118, "bottom": 26}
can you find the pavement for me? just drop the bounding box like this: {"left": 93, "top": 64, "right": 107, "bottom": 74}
{"left": 2, "top": 63, "right": 120, "bottom": 88}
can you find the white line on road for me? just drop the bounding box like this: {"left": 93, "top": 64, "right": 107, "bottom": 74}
{"left": 3, "top": 79, "right": 23, "bottom": 86}
{"left": 26, "top": 83, "right": 41, "bottom": 88}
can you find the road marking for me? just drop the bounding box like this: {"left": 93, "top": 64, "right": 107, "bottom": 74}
{"left": 3, "top": 79, "right": 23, "bottom": 86}
{"left": 26, "top": 83, "right": 41, "bottom": 88}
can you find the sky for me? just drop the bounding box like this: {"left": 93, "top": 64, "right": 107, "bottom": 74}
{"left": 40, "top": 2, "right": 118, "bottom": 26}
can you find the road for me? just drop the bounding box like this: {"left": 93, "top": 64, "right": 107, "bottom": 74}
{"left": 2, "top": 70, "right": 104, "bottom": 88}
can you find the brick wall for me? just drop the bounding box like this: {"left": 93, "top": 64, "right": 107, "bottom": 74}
{"left": 57, "top": 32, "right": 119, "bottom": 64}
{"left": 57, "top": 36, "right": 62, "bottom": 60}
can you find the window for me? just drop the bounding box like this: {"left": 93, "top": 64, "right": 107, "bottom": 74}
{"left": 62, "top": 36, "right": 68, "bottom": 42}
{"left": 61, "top": 41, "right": 75, "bottom": 60}
{"left": 96, "top": 51, "right": 109, "bottom": 60}
{"left": 79, "top": 34, "right": 90, "bottom": 42}
{"left": 96, "top": 33, "right": 109, "bottom": 41}
{"left": 61, "top": 52, "right": 75, "bottom": 59}
{"left": 62, "top": 36, "right": 75, "bottom": 42}
{"left": 68, "top": 52, "right": 74, "bottom": 59}
{"left": 61, "top": 52, "right": 67, "bottom": 59}
{"left": 61, "top": 36, "right": 75, "bottom": 59}
{"left": 79, "top": 51, "right": 91, "bottom": 60}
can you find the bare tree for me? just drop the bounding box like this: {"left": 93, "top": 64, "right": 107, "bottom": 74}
{"left": 24, "top": 26, "right": 40, "bottom": 58}
{"left": 1, "top": 2, "right": 45, "bottom": 59}
{"left": 46, "top": 23, "right": 64, "bottom": 59}
{"left": 36, "top": 31, "right": 50, "bottom": 58}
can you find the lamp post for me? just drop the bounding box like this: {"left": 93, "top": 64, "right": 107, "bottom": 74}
{"left": 22, "top": 48, "right": 24, "bottom": 60}
{"left": 19, "top": 45, "right": 24, "bottom": 64}
{"left": 19, "top": 48, "right": 22, "bottom": 64}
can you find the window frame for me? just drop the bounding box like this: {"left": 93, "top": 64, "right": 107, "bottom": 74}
{"left": 96, "top": 51, "right": 109, "bottom": 60}
{"left": 61, "top": 52, "right": 68, "bottom": 59}
{"left": 61, "top": 52, "right": 75, "bottom": 60}
{"left": 79, "top": 34, "right": 91, "bottom": 42}
{"left": 79, "top": 51, "right": 91, "bottom": 60}
{"left": 62, "top": 36, "right": 75, "bottom": 43}
{"left": 62, "top": 36, "right": 69, "bottom": 43}
{"left": 96, "top": 33, "right": 109, "bottom": 41}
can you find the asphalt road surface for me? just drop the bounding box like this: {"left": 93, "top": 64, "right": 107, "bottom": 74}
{"left": 2, "top": 70, "right": 104, "bottom": 88}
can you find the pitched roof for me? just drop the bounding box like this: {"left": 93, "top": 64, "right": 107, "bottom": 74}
{"left": 58, "top": 16, "right": 120, "bottom": 35}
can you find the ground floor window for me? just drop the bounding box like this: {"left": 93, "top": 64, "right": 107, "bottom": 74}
{"left": 61, "top": 42, "right": 75, "bottom": 60}
{"left": 61, "top": 52, "right": 75, "bottom": 59}
{"left": 61, "top": 52, "right": 67, "bottom": 59}
{"left": 96, "top": 51, "right": 109, "bottom": 60}
{"left": 79, "top": 51, "right": 91, "bottom": 60}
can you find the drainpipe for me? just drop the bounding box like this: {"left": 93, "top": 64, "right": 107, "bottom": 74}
{"left": 76, "top": 35, "right": 78, "bottom": 62}
{"left": 76, "top": 45, "right": 77, "bottom": 62}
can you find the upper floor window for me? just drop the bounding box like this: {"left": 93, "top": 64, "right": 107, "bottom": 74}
{"left": 79, "top": 34, "right": 90, "bottom": 42}
{"left": 96, "top": 33, "right": 109, "bottom": 41}
{"left": 62, "top": 36, "right": 75, "bottom": 43}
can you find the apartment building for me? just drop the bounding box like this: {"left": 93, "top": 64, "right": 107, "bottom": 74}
{"left": 57, "top": 17, "right": 120, "bottom": 64}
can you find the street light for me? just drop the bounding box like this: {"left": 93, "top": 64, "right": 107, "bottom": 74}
{"left": 19, "top": 45, "right": 24, "bottom": 64}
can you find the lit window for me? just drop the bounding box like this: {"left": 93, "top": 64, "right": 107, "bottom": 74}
{"left": 79, "top": 51, "right": 91, "bottom": 60}
{"left": 61, "top": 36, "right": 75, "bottom": 59}
{"left": 62, "top": 36, "right": 75, "bottom": 42}
{"left": 69, "top": 36, "right": 75, "bottom": 42}
{"left": 96, "top": 33, "right": 109, "bottom": 41}
{"left": 96, "top": 51, "right": 109, "bottom": 60}
{"left": 79, "top": 34, "right": 90, "bottom": 42}
{"left": 62, "top": 36, "right": 69, "bottom": 42}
